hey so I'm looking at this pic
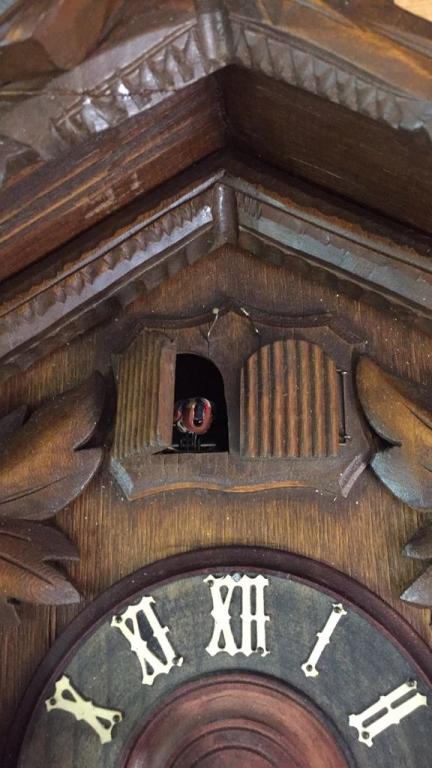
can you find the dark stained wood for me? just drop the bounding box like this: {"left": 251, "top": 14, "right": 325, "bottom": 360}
{"left": 0, "top": 1, "right": 431, "bottom": 283}
{"left": 0, "top": 373, "right": 104, "bottom": 521}
{"left": 0, "top": 374, "right": 104, "bottom": 628}
{"left": 124, "top": 674, "right": 349, "bottom": 768}
{"left": 0, "top": 246, "right": 430, "bottom": 759}
{"left": 357, "top": 357, "right": 432, "bottom": 511}
{"left": 4, "top": 548, "right": 432, "bottom": 767}
{"left": 109, "top": 304, "right": 369, "bottom": 498}
{"left": 402, "top": 565, "right": 432, "bottom": 608}
{"left": 1, "top": 0, "right": 431, "bottom": 184}
{"left": 0, "top": 76, "right": 226, "bottom": 282}
{"left": 240, "top": 339, "right": 340, "bottom": 458}
{"left": 221, "top": 66, "right": 432, "bottom": 235}
{"left": 0, "top": 521, "right": 79, "bottom": 628}
{"left": 0, "top": 0, "right": 125, "bottom": 82}
{"left": 0, "top": 3, "right": 431, "bottom": 761}
{"left": 405, "top": 525, "right": 432, "bottom": 560}
{"left": 403, "top": 524, "right": 432, "bottom": 608}
{"left": 3, "top": 153, "right": 432, "bottom": 383}
{"left": 112, "top": 330, "right": 176, "bottom": 460}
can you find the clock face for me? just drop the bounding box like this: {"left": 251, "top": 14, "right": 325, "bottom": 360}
{"left": 10, "top": 549, "right": 432, "bottom": 768}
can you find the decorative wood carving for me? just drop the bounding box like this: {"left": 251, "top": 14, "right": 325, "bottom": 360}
{"left": 1, "top": 156, "right": 431, "bottom": 382}
{"left": 110, "top": 304, "right": 369, "bottom": 499}
{"left": 240, "top": 339, "right": 341, "bottom": 459}
{"left": 0, "top": 0, "right": 430, "bottom": 178}
{"left": 0, "top": 373, "right": 105, "bottom": 520}
{"left": 112, "top": 330, "right": 176, "bottom": 460}
{"left": 356, "top": 357, "right": 432, "bottom": 511}
{"left": 0, "top": 520, "right": 79, "bottom": 628}
{"left": 0, "top": 373, "right": 105, "bottom": 628}
{"left": 0, "top": 135, "right": 40, "bottom": 187}
{"left": 0, "top": 78, "right": 224, "bottom": 283}
{"left": 402, "top": 524, "right": 432, "bottom": 608}
{"left": 0, "top": 0, "right": 125, "bottom": 83}
{"left": 356, "top": 357, "right": 432, "bottom": 608}
{"left": 0, "top": 0, "right": 430, "bottom": 282}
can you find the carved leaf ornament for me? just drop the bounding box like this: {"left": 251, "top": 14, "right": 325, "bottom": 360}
{"left": 356, "top": 357, "right": 432, "bottom": 607}
{"left": 0, "top": 374, "right": 104, "bottom": 628}
{"left": 402, "top": 526, "right": 432, "bottom": 608}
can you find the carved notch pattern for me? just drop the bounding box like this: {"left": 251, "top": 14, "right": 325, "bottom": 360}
{"left": 1, "top": 171, "right": 430, "bottom": 383}
{"left": 1, "top": 0, "right": 432, "bottom": 184}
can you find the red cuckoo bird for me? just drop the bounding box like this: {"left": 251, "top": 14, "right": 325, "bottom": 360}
{"left": 173, "top": 397, "right": 213, "bottom": 436}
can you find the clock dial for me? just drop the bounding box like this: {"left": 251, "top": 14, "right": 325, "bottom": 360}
{"left": 9, "top": 549, "right": 431, "bottom": 768}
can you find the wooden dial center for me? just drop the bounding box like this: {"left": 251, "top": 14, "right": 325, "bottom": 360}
{"left": 123, "top": 674, "right": 350, "bottom": 768}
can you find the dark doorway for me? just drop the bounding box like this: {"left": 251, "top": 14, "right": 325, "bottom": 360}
{"left": 172, "top": 354, "right": 229, "bottom": 452}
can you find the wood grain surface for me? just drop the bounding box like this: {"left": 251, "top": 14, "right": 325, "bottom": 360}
{"left": 240, "top": 339, "right": 340, "bottom": 459}
{"left": 0, "top": 246, "right": 431, "bottom": 755}
{"left": 222, "top": 67, "right": 432, "bottom": 234}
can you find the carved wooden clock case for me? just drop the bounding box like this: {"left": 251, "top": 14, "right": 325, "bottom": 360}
{"left": 0, "top": 1, "right": 432, "bottom": 767}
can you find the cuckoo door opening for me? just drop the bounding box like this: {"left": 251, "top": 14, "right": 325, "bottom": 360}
{"left": 172, "top": 354, "right": 229, "bottom": 453}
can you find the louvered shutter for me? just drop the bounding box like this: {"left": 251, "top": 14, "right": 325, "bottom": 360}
{"left": 240, "top": 339, "right": 340, "bottom": 458}
{"left": 112, "top": 330, "right": 176, "bottom": 458}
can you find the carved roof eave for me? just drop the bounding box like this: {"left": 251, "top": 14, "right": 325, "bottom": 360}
{"left": 1, "top": 154, "right": 431, "bottom": 382}
{"left": 0, "top": 0, "right": 431, "bottom": 184}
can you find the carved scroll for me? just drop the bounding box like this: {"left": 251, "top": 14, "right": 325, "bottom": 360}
{"left": 240, "top": 339, "right": 341, "bottom": 458}
{"left": 112, "top": 330, "right": 176, "bottom": 460}
{"left": 0, "top": 374, "right": 105, "bottom": 627}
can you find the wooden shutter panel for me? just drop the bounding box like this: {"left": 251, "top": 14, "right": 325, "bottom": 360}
{"left": 112, "top": 330, "right": 176, "bottom": 459}
{"left": 240, "top": 339, "right": 340, "bottom": 458}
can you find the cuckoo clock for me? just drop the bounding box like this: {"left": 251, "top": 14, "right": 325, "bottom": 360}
{"left": 1, "top": 1, "right": 432, "bottom": 767}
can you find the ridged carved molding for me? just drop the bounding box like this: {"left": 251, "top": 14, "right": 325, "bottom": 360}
{"left": 0, "top": 0, "right": 431, "bottom": 183}
{"left": 1, "top": 161, "right": 431, "bottom": 381}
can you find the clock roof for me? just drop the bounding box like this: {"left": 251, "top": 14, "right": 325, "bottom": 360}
{"left": 0, "top": 0, "right": 431, "bottom": 378}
